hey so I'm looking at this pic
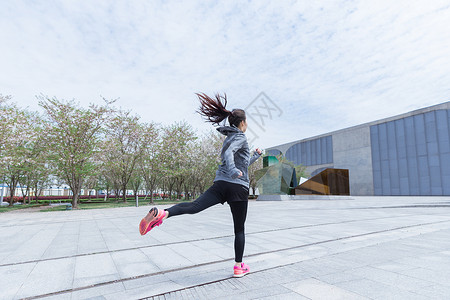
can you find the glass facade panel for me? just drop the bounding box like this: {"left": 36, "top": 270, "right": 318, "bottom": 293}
{"left": 266, "top": 149, "right": 281, "bottom": 156}
{"left": 371, "top": 109, "right": 450, "bottom": 195}
{"left": 285, "top": 136, "right": 333, "bottom": 166}
{"left": 436, "top": 110, "right": 450, "bottom": 153}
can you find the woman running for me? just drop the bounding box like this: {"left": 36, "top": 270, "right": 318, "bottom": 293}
{"left": 139, "top": 92, "right": 262, "bottom": 278}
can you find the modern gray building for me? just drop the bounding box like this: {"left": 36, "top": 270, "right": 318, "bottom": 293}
{"left": 266, "top": 101, "right": 450, "bottom": 196}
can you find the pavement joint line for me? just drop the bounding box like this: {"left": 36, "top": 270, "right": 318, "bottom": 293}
{"left": 0, "top": 214, "right": 428, "bottom": 268}
{"left": 21, "top": 219, "right": 450, "bottom": 300}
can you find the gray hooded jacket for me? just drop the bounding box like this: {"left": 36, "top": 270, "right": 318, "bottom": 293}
{"left": 214, "top": 126, "right": 261, "bottom": 188}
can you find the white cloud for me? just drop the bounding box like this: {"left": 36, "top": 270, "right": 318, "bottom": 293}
{"left": 0, "top": 0, "right": 449, "bottom": 149}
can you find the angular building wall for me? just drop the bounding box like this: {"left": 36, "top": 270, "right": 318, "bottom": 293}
{"left": 332, "top": 126, "right": 374, "bottom": 196}
{"left": 266, "top": 101, "right": 450, "bottom": 196}
{"left": 370, "top": 109, "right": 450, "bottom": 195}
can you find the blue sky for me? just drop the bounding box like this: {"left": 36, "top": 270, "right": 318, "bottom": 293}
{"left": 1, "top": 1, "right": 449, "bottom": 149}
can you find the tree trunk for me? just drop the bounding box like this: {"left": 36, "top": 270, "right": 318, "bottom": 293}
{"left": 26, "top": 188, "right": 31, "bottom": 204}
{"left": 122, "top": 185, "right": 127, "bottom": 202}
{"left": 150, "top": 180, "right": 158, "bottom": 204}
{"left": 72, "top": 188, "right": 80, "bottom": 209}
{"left": 33, "top": 185, "right": 38, "bottom": 203}
{"left": 161, "top": 179, "right": 168, "bottom": 199}
{"left": 9, "top": 187, "right": 16, "bottom": 206}
{"left": 149, "top": 185, "right": 155, "bottom": 204}
{"left": 168, "top": 180, "right": 175, "bottom": 201}
{"left": 20, "top": 185, "right": 27, "bottom": 202}
{"left": 7, "top": 177, "right": 19, "bottom": 206}
{"left": 33, "top": 183, "right": 40, "bottom": 203}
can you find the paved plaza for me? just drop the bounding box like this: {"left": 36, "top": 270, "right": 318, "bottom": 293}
{"left": 1, "top": 196, "right": 450, "bottom": 299}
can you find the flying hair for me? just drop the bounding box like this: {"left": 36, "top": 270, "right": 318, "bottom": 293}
{"left": 196, "top": 93, "right": 246, "bottom": 127}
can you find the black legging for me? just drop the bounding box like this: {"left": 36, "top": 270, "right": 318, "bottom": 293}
{"left": 229, "top": 201, "right": 247, "bottom": 263}
{"left": 166, "top": 182, "right": 248, "bottom": 262}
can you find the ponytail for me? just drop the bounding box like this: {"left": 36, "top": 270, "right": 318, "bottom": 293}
{"left": 196, "top": 93, "right": 230, "bottom": 124}
{"left": 196, "top": 93, "right": 247, "bottom": 127}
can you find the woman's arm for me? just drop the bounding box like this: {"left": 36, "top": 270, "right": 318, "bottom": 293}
{"left": 249, "top": 148, "right": 262, "bottom": 165}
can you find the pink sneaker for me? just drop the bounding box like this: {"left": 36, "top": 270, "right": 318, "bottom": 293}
{"left": 233, "top": 262, "right": 250, "bottom": 278}
{"left": 139, "top": 207, "right": 166, "bottom": 235}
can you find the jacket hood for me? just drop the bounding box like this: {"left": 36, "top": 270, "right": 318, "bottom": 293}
{"left": 216, "top": 126, "right": 242, "bottom": 136}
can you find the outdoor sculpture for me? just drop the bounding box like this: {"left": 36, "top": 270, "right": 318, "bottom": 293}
{"left": 294, "top": 168, "right": 350, "bottom": 195}
{"left": 256, "top": 156, "right": 350, "bottom": 196}
{"left": 255, "top": 156, "right": 298, "bottom": 195}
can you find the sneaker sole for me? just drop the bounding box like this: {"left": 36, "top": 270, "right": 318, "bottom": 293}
{"left": 233, "top": 272, "right": 249, "bottom": 278}
{"left": 139, "top": 207, "right": 159, "bottom": 235}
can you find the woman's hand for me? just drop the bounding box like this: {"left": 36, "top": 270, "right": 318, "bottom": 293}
{"left": 255, "top": 148, "right": 262, "bottom": 155}
{"left": 237, "top": 171, "right": 243, "bottom": 178}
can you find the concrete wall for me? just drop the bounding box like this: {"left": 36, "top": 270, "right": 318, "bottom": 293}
{"left": 332, "top": 126, "right": 374, "bottom": 196}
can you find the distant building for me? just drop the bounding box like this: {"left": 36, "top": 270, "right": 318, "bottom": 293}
{"left": 266, "top": 101, "right": 450, "bottom": 196}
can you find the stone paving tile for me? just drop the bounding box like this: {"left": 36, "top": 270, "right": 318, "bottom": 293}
{"left": 121, "top": 273, "right": 170, "bottom": 290}
{"left": 181, "top": 281, "right": 229, "bottom": 299}
{"left": 169, "top": 241, "right": 225, "bottom": 264}
{"left": 258, "top": 292, "right": 311, "bottom": 300}
{"left": 70, "top": 282, "right": 125, "bottom": 300}
{"left": 230, "top": 284, "right": 295, "bottom": 300}
{"left": 294, "top": 260, "right": 344, "bottom": 277}
{"left": 256, "top": 265, "right": 311, "bottom": 284}
{"left": 41, "top": 243, "right": 78, "bottom": 260}
{"left": 287, "top": 245, "right": 332, "bottom": 261}
{"left": 189, "top": 239, "right": 234, "bottom": 259}
{"left": 105, "top": 280, "right": 184, "bottom": 300}
{"left": 77, "top": 234, "right": 108, "bottom": 254}
{"left": 145, "top": 227, "right": 187, "bottom": 244}
{"left": 166, "top": 269, "right": 231, "bottom": 288}
{"left": 110, "top": 249, "right": 160, "bottom": 278}
{"left": 319, "top": 271, "right": 364, "bottom": 285}
{"left": 282, "top": 278, "right": 368, "bottom": 300}
{"left": 310, "top": 255, "right": 361, "bottom": 273}
{"left": 139, "top": 244, "right": 194, "bottom": 271}
{"left": 57, "top": 222, "right": 80, "bottom": 235}
{"left": 334, "top": 278, "right": 403, "bottom": 299}
{"left": 2, "top": 226, "right": 60, "bottom": 264}
{"left": 413, "top": 284, "right": 450, "bottom": 299}
{"left": 0, "top": 262, "right": 35, "bottom": 300}
{"left": 396, "top": 267, "right": 450, "bottom": 286}
{"left": 343, "top": 266, "right": 435, "bottom": 291}
{"left": 372, "top": 290, "right": 431, "bottom": 300}
{"left": 14, "top": 257, "right": 75, "bottom": 299}
{"left": 371, "top": 260, "right": 418, "bottom": 273}
{"left": 73, "top": 253, "right": 119, "bottom": 288}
